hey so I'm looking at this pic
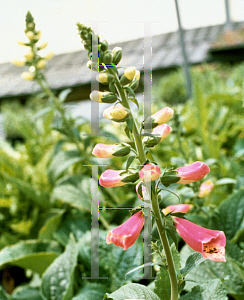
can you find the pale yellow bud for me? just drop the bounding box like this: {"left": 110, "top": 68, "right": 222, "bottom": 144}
{"left": 36, "top": 59, "right": 47, "bottom": 69}
{"left": 39, "top": 42, "right": 48, "bottom": 50}
{"left": 24, "top": 51, "right": 35, "bottom": 61}
{"left": 17, "top": 41, "right": 26, "bottom": 46}
{"left": 35, "top": 30, "right": 41, "bottom": 40}
{"left": 26, "top": 31, "right": 35, "bottom": 41}
{"left": 21, "top": 72, "right": 35, "bottom": 81}
{"left": 29, "top": 66, "right": 36, "bottom": 73}
{"left": 124, "top": 66, "right": 136, "bottom": 81}
{"left": 12, "top": 60, "right": 26, "bottom": 67}
{"left": 135, "top": 70, "right": 140, "bottom": 80}
{"left": 27, "top": 22, "right": 34, "bottom": 29}
{"left": 45, "top": 51, "right": 54, "bottom": 60}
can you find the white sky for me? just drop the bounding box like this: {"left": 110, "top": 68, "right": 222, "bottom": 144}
{"left": 1, "top": 0, "right": 244, "bottom": 63}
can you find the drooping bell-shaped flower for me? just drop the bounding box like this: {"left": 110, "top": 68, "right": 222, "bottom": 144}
{"left": 142, "top": 124, "right": 171, "bottom": 147}
{"left": 90, "top": 90, "right": 117, "bottom": 103}
{"left": 163, "top": 204, "right": 226, "bottom": 262}
{"left": 106, "top": 210, "right": 144, "bottom": 250}
{"left": 198, "top": 180, "right": 214, "bottom": 198}
{"left": 92, "top": 143, "right": 130, "bottom": 158}
{"left": 175, "top": 161, "right": 210, "bottom": 184}
{"left": 103, "top": 105, "right": 130, "bottom": 122}
{"left": 139, "top": 164, "right": 161, "bottom": 182}
{"left": 99, "top": 169, "right": 128, "bottom": 187}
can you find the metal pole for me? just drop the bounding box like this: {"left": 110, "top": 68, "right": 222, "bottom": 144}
{"left": 174, "top": 0, "right": 192, "bottom": 99}
{"left": 225, "top": 0, "right": 232, "bottom": 29}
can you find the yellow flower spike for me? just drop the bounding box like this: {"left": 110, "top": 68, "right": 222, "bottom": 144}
{"left": 12, "top": 60, "right": 26, "bottom": 67}
{"left": 26, "top": 31, "right": 35, "bottom": 41}
{"left": 21, "top": 72, "right": 35, "bottom": 81}
{"left": 45, "top": 51, "right": 54, "bottom": 60}
{"left": 39, "top": 42, "right": 48, "bottom": 50}
{"left": 36, "top": 59, "right": 47, "bottom": 69}
{"left": 24, "top": 51, "right": 35, "bottom": 61}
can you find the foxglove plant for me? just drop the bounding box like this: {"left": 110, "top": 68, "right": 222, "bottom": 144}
{"left": 76, "top": 24, "right": 226, "bottom": 300}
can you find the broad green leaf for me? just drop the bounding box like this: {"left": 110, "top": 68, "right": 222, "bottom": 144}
{"left": 209, "top": 189, "right": 244, "bottom": 240}
{"left": 48, "top": 150, "right": 84, "bottom": 182}
{"left": 104, "top": 283, "right": 160, "bottom": 300}
{"left": 215, "top": 178, "right": 237, "bottom": 185}
{"left": 180, "top": 279, "right": 228, "bottom": 300}
{"left": 72, "top": 283, "right": 107, "bottom": 300}
{"left": 180, "top": 252, "right": 205, "bottom": 277}
{"left": 0, "top": 240, "right": 61, "bottom": 275}
{"left": 126, "top": 118, "right": 134, "bottom": 133}
{"left": 78, "top": 230, "right": 143, "bottom": 290}
{"left": 51, "top": 175, "right": 91, "bottom": 212}
{"left": 154, "top": 244, "right": 181, "bottom": 300}
{"left": 38, "top": 209, "right": 65, "bottom": 240}
{"left": 11, "top": 287, "right": 44, "bottom": 300}
{"left": 180, "top": 244, "right": 244, "bottom": 299}
{"left": 126, "top": 155, "right": 136, "bottom": 171}
{"left": 54, "top": 209, "right": 91, "bottom": 246}
{"left": 124, "top": 86, "right": 135, "bottom": 98}
{"left": 41, "top": 237, "right": 78, "bottom": 300}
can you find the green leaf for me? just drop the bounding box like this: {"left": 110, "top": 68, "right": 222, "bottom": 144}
{"left": 129, "top": 98, "right": 139, "bottom": 109}
{"left": 215, "top": 178, "right": 237, "bottom": 185}
{"left": 38, "top": 209, "right": 65, "bottom": 240}
{"left": 41, "top": 237, "right": 78, "bottom": 300}
{"left": 48, "top": 150, "right": 84, "bottom": 182}
{"left": 51, "top": 175, "right": 91, "bottom": 212}
{"left": 180, "top": 252, "right": 205, "bottom": 277}
{"left": 109, "top": 82, "right": 116, "bottom": 94}
{"left": 160, "top": 175, "right": 180, "bottom": 187}
{"left": 126, "top": 118, "right": 134, "bottom": 133}
{"left": 0, "top": 240, "right": 61, "bottom": 275}
{"left": 124, "top": 125, "right": 131, "bottom": 140}
{"left": 58, "top": 89, "right": 72, "bottom": 103}
{"left": 180, "top": 279, "right": 228, "bottom": 300}
{"left": 0, "top": 286, "right": 9, "bottom": 300}
{"left": 124, "top": 86, "right": 135, "bottom": 98}
{"left": 104, "top": 283, "right": 160, "bottom": 300}
{"left": 154, "top": 244, "right": 181, "bottom": 300}
{"left": 11, "top": 287, "right": 44, "bottom": 300}
{"left": 78, "top": 230, "right": 143, "bottom": 290}
{"left": 209, "top": 189, "right": 244, "bottom": 240}
{"left": 126, "top": 155, "right": 136, "bottom": 171}
{"left": 72, "top": 283, "right": 107, "bottom": 300}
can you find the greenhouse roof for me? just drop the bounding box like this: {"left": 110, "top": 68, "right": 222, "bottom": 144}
{"left": 1, "top": 21, "right": 244, "bottom": 99}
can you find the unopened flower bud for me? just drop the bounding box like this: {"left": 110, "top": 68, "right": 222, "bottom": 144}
{"left": 12, "top": 60, "right": 26, "bottom": 67}
{"left": 103, "top": 50, "right": 113, "bottom": 65}
{"left": 139, "top": 164, "right": 161, "bottom": 182}
{"left": 120, "top": 66, "right": 136, "bottom": 85}
{"left": 26, "top": 31, "right": 35, "bottom": 41}
{"left": 39, "top": 42, "right": 48, "bottom": 50}
{"left": 27, "top": 22, "right": 34, "bottom": 29}
{"left": 29, "top": 66, "right": 36, "bottom": 73}
{"left": 112, "top": 46, "right": 122, "bottom": 64}
{"left": 175, "top": 161, "right": 210, "bottom": 184}
{"left": 24, "top": 51, "right": 34, "bottom": 61}
{"left": 92, "top": 143, "right": 130, "bottom": 158}
{"left": 17, "top": 41, "right": 27, "bottom": 46}
{"left": 100, "top": 40, "right": 108, "bottom": 52}
{"left": 45, "top": 51, "right": 54, "bottom": 60}
{"left": 151, "top": 107, "right": 174, "bottom": 127}
{"left": 35, "top": 30, "right": 41, "bottom": 40}
{"left": 103, "top": 105, "right": 130, "bottom": 122}
{"left": 36, "top": 59, "right": 47, "bottom": 69}
{"left": 21, "top": 72, "right": 35, "bottom": 81}
{"left": 90, "top": 91, "right": 117, "bottom": 103}
{"left": 99, "top": 170, "right": 128, "bottom": 187}
{"left": 198, "top": 180, "right": 214, "bottom": 198}
{"left": 129, "top": 70, "right": 140, "bottom": 90}
{"left": 96, "top": 73, "right": 114, "bottom": 84}
{"left": 143, "top": 124, "right": 171, "bottom": 147}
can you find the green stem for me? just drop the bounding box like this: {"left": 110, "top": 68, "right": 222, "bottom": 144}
{"left": 113, "top": 71, "right": 178, "bottom": 300}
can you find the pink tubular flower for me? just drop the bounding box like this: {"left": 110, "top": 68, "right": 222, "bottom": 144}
{"left": 162, "top": 204, "right": 226, "bottom": 262}
{"left": 174, "top": 218, "right": 226, "bottom": 262}
{"left": 175, "top": 161, "right": 210, "bottom": 184}
{"left": 152, "top": 124, "right": 171, "bottom": 142}
{"left": 92, "top": 143, "right": 130, "bottom": 158}
{"left": 151, "top": 107, "right": 174, "bottom": 126}
{"left": 162, "top": 204, "right": 193, "bottom": 215}
{"left": 99, "top": 169, "right": 128, "bottom": 187}
{"left": 198, "top": 180, "right": 214, "bottom": 198}
{"left": 139, "top": 164, "right": 161, "bottom": 182}
{"left": 136, "top": 181, "right": 147, "bottom": 200}
{"left": 106, "top": 211, "right": 144, "bottom": 250}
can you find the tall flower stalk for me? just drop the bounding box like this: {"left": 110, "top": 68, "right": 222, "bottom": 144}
{"left": 76, "top": 24, "right": 225, "bottom": 300}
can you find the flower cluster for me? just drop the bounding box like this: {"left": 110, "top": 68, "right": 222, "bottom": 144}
{"left": 12, "top": 11, "right": 54, "bottom": 81}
